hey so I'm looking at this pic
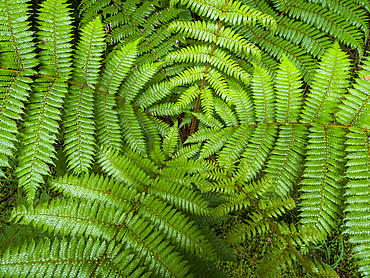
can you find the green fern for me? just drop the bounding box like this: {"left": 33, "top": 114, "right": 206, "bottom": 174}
{"left": 1, "top": 0, "right": 370, "bottom": 277}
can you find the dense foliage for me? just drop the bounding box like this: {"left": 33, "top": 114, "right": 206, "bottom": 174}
{"left": 0, "top": 0, "right": 370, "bottom": 277}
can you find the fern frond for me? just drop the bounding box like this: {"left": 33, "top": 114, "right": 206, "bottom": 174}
{"left": 169, "top": 20, "right": 261, "bottom": 59}
{"left": 0, "top": 0, "right": 37, "bottom": 177}
{"left": 279, "top": 0, "right": 365, "bottom": 57}
{"left": 192, "top": 112, "right": 224, "bottom": 129}
{"left": 138, "top": 195, "right": 217, "bottom": 259}
{"left": 274, "top": 17, "right": 332, "bottom": 59}
{"left": 36, "top": 0, "right": 74, "bottom": 78}
{"left": 258, "top": 195, "right": 296, "bottom": 218}
{"left": 171, "top": 66, "right": 205, "bottom": 87}
{"left": 0, "top": 237, "right": 148, "bottom": 278}
{"left": 16, "top": 0, "right": 74, "bottom": 203}
{"left": 172, "top": 0, "right": 276, "bottom": 32}
{"left": 11, "top": 199, "right": 125, "bottom": 241}
{"left": 49, "top": 173, "right": 138, "bottom": 210}
{"left": 95, "top": 39, "right": 140, "bottom": 150}
{"left": 218, "top": 125, "right": 255, "bottom": 163}
{"left": 278, "top": 222, "right": 322, "bottom": 246}
{"left": 116, "top": 101, "right": 147, "bottom": 156}
{"left": 97, "top": 147, "right": 151, "bottom": 191}
{"left": 0, "top": 0, "right": 37, "bottom": 72}
{"left": 228, "top": 80, "right": 255, "bottom": 125}
{"left": 167, "top": 45, "right": 250, "bottom": 84}
{"left": 214, "top": 97, "right": 238, "bottom": 127}
{"left": 200, "top": 86, "right": 215, "bottom": 116}
{"left": 234, "top": 124, "right": 277, "bottom": 183}
{"left": 118, "top": 62, "right": 163, "bottom": 102}
{"left": 116, "top": 212, "right": 192, "bottom": 278}
{"left": 148, "top": 179, "right": 212, "bottom": 216}
{"left": 243, "top": 0, "right": 330, "bottom": 60}
{"left": 265, "top": 125, "right": 308, "bottom": 196}
{"left": 63, "top": 17, "right": 105, "bottom": 173}
{"left": 237, "top": 24, "right": 317, "bottom": 83}
{"left": 275, "top": 54, "right": 303, "bottom": 123}
{"left": 337, "top": 57, "right": 370, "bottom": 129}
{"left": 225, "top": 212, "right": 269, "bottom": 245}
{"left": 184, "top": 127, "right": 221, "bottom": 144}
{"left": 172, "top": 142, "right": 202, "bottom": 160}
{"left": 17, "top": 80, "right": 68, "bottom": 203}
{"left": 300, "top": 41, "right": 351, "bottom": 124}
{"left": 134, "top": 81, "right": 173, "bottom": 108}
{"left": 175, "top": 85, "right": 200, "bottom": 110}
{"left": 148, "top": 102, "right": 180, "bottom": 116}
{"left": 299, "top": 125, "right": 346, "bottom": 235}
{"left": 162, "top": 121, "right": 179, "bottom": 159}
{"left": 344, "top": 128, "right": 370, "bottom": 277}
{"left": 199, "top": 127, "right": 235, "bottom": 159}
{"left": 251, "top": 64, "right": 275, "bottom": 123}
{"left": 214, "top": 191, "right": 250, "bottom": 217}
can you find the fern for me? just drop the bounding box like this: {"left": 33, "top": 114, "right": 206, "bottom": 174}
{"left": 1, "top": 0, "right": 370, "bottom": 277}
